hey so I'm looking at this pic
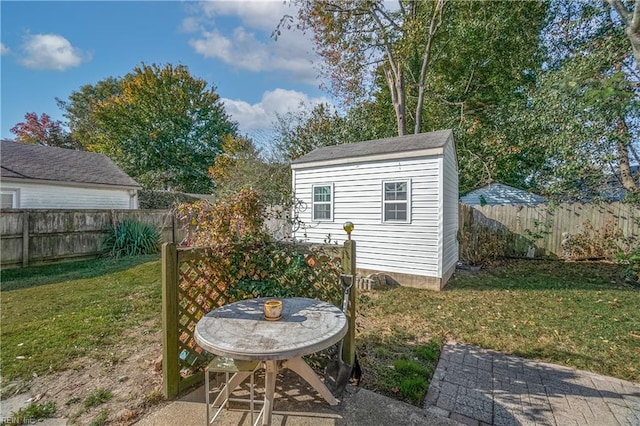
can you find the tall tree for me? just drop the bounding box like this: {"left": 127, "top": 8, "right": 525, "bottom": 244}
{"left": 210, "top": 135, "right": 291, "bottom": 206}
{"left": 524, "top": 0, "right": 640, "bottom": 202}
{"left": 284, "top": 0, "right": 547, "bottom": 192}
{"left": 271, "top": 100, "right": 395, "bottom": 162}
{"left": 78, "top": 63, "right": 236, "bottom": 193}
{"left": 283, "top": 0, "right": 447, "bottom": 136}
{"left": 56, "top": 77, "right": 122, "bottom": 152}
{"left": 273, "top": 103, "right": 345, "bottom": 160}
{"left": 10, "top": 112, "right": 80, "bottom": 149}
{"left": 608, "top": 0, "right": 640, "bottom": 72}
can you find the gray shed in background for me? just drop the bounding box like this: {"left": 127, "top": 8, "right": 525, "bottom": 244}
{"left": 460, "top": 183, "right": 546, "bottom": 206}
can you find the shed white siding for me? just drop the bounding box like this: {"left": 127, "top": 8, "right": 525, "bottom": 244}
{"left": 293, "top": 157, "right": 442, "bottom": 277}
{"left": 441, "top": 137, "right": 459, "bottom": 277}
{"left": 1, "top": 181, "right": 136, "bottom": 209}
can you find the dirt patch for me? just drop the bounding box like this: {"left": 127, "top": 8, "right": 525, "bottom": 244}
{"left": 3, "top": 322, "right": 165, "bottom": 425}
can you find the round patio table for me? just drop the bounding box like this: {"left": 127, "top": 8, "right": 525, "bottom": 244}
{"left": 195, "top": 297, "right": 347, "bottom": 426}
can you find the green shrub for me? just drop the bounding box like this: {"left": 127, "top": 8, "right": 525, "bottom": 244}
{"left": 103, "top": 220, "right": 160, "bottom": 258}
{"left": 617, "top": 246, "right": 640, "bottom": 284}
{"left": 561, "top": 220, "right": 623, "bottom": 260}
{"left": 176, "top": 189, "right": 343, "bottom": 306}
{"left": 458, "top": 222, "right": 507, "bottom": 266}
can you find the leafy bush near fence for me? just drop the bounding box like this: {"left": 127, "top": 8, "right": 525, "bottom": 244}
{"left": 458, "top": 222, "right": 507, "bottom": 266}
{"left": 175, "top": 188, "right": 342, "bottom": 305}
{"left": 103, "top": 220, "right": 160, "bottom": 258}
{"left": 617, "top": 246, "right": 640, "bottom": 284}
{"left": 561, "top": 220, "right": 624, "bottom": 260}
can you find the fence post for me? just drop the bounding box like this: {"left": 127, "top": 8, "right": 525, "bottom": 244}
{"left": 22, "top": 211, "right": 29, "bottom": 267}
{"left": 341, "top": 240, "right": 356, "bottom": 366}
{"left": 162, "top": 242, "right": 180, "bottom": 399}
{"left": 171, "top": 214, "right": 176, "bottom": 243}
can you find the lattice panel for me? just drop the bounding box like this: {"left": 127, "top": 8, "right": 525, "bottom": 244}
{"left": 177, "top": 256, "right": 232, "bottom": 376}
{"left": 274, "top": 244, "right": 344, "bottom": 307}
{"left": 173, "top": 244, "right": 345, "bottom": 378}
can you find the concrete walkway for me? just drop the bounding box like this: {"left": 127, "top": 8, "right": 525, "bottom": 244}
{"left": 424, "top": 342, "right": 640, "bottom": 426}
{"left": 137, "top": 368, "right": 460, "bottom": 426}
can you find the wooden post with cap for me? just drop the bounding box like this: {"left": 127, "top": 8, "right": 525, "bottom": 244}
{"left": 342, "top": 222, "right": 356, "bottom": 367}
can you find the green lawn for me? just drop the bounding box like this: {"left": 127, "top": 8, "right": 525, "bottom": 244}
{"left": 1, "top": 256, "right": 638, "bottom": 408}
{"left": 357, "top": 260, "right": 640, "bottom": 403}
{"left": 0, "top": 255, "right": 162, "bottom": 381}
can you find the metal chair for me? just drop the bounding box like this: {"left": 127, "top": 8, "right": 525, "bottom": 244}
{"left": 205, "top": 356, "right": 264, "bottom": 425}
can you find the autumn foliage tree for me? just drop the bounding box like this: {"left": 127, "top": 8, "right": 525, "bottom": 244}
{"left": 93, "top": 63, "right": 237, "bottom": 193}
{"left": 57, "top": 63, "right": 236, "bottom": 193}
{"left": 10, "top": 112, "right": 80, "bottom": 149}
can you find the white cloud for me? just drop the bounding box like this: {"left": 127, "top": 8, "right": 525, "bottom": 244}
{"left": 222, "top": 88, "right": 331, "bottom": 132}
{"left": 185, "top": 1, "right": 317, "bottom": 83}
{"left": 19, "top": 34, "right": 89, "bottom": 71}
{"left": 0, "top": 43, "right": 9, "bottom": 55}
{"left": 198, "top": 1, "right": 295, "bottom": 31}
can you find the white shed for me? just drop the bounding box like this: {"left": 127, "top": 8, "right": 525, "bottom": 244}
{"left": 291, "top": 129, "right": 458, "bottom": 290}
{"left": 1, "top": 140, "right": 141, "bottom": 210}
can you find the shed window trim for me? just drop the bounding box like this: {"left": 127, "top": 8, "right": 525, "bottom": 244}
{"left": 312, "top": 184, "right": 334, "bottom": 222}
{"left": 382, "top": 180, "right": 411, "bottom": 223}
{"left": 1, "top": 189, "right": 19, "bottom": 209}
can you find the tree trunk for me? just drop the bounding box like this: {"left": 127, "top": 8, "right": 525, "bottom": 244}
{"left": 384, "top": 65, "right": 407, "bottom": 136}
{"left": 608, "top": 0, "right": 640, "bottom": 74}
{"left": 414, "top": 0, "right": 445, "bottom": 134}
{"left": 617, "top": 121, "right": 637, "bottom": 191}
{"left": 627, "top": 29, "right": 640, "bottom": 74}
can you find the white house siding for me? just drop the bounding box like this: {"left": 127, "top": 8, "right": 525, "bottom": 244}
{"left": 441, "top": 137, "right": 459, "bottom": 278}
{"left": 293, "top": 157, "right": 442, "bottom": 277}
{"left": 3, "top": 181, "right": 135, "bottom": 209}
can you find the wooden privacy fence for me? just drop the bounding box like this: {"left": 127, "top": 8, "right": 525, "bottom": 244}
{"left": 460, "top": 202, "right": 640, "bottom": 258}
{"left": 161, "top": 240, "right": 356, "bottom": 399}
{"left": 0, "top": 209, "right": 181, "bottom": 268}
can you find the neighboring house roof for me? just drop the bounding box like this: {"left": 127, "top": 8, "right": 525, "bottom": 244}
{"left": 460, "top": 183, "right": 546, "bottom": 206}
{"left": 598, "top": 165, "right": 639, "bottom": 202}
{"left": 1, "top": 140, "right": 140, "bottom": 188}
{"left": 291, "top": 129, "right": 453, "bottom": 168}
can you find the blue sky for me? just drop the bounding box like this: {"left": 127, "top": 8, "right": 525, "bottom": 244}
{"left": 1, "top": 1, "right": 332, "bottom": 143}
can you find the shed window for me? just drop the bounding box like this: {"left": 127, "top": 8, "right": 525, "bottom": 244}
{"left": 383, "top": 181, "right": 410, "bottom": 222}
{"left": 313, "top": 184, "right": 333, "bottom": 221}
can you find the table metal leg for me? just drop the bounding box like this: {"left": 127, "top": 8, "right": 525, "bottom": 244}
{"left": 283, "top": 357, "right": 339, "bottom": 405}
{"left": 211, "top": 371, "right": 253, "bottom": 408}
{"left": 263, "top": 360, "right": 278, "bottom": 426}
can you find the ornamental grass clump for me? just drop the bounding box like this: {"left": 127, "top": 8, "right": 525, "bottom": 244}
{"left": 103, "top": 220, "right": 160, "bottom": 258}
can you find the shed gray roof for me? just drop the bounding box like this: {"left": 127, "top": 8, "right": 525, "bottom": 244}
{"left": 460, "top": 183, "right": 546, "bottom": 206}
{"left": 292, "top": 129, "right": 453, "bottom": 165}
{"left": 1, "top": 140, "right": 140, "bottom": 188}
